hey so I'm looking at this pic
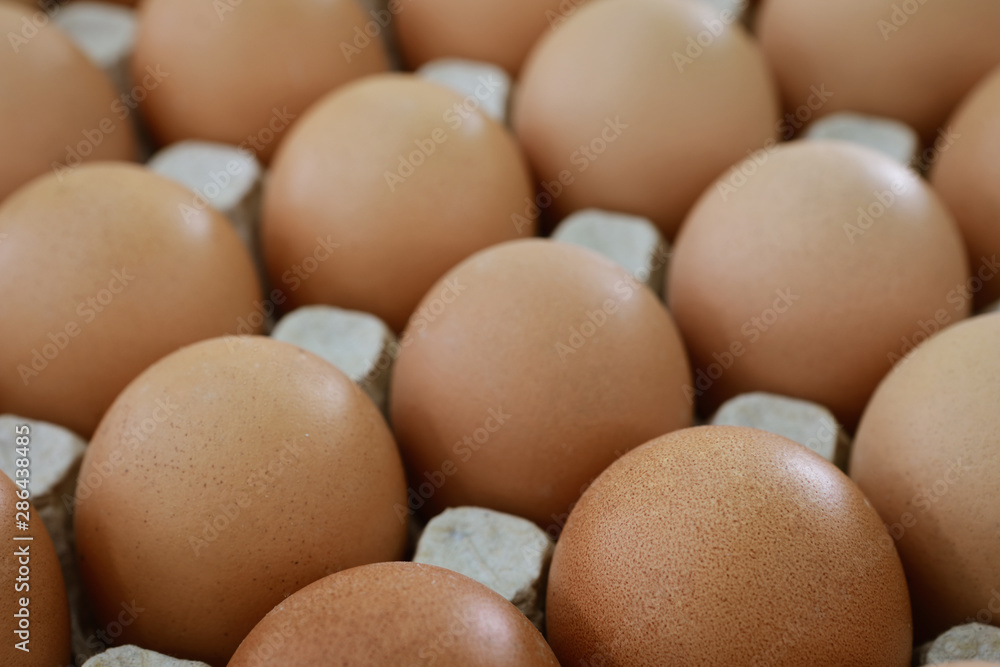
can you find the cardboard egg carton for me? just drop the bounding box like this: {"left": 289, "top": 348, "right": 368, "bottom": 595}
{"left": 271, "top": 306, "right": 397, "bottom": 414}
{"left": 710, "top": 392, "right": 852, "bottom": 470}
{"left": 804, "top": 111, "right": 920, "bottom": 167}
{"left": 552, "top": 209, "right": 670, "bottom": 299}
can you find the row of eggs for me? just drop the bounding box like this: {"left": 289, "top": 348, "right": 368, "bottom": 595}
{"left": 2, "top": 0, "right": 1000, "bottom": 665}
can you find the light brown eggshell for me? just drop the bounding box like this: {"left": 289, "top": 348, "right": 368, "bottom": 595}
{"left": 757, "top": 0, "right": 1000, "bottom": 141}
{"left": 74, "top": 336, "right": 408, "bottom": 665}
{"left": 263, "top": 73, "right": 536, "bottom": 333}
{"left": 0, "top": 2, "right": 135, "bottom": 203}
{"left": 390, "top": 239, "right": 692, "bottom": 529}
{"left": 229, "top": 562, "right": 559, "bottom": 666}
{"left": 547, "top": 425, "right": 913, "bottom": 666}
{"left": 0, "top": 163, "right": 262, "bottom": 438}
{"left": 930, "top": 65, "right": 1000, "bottom": 308}
{"left": 513, "top": 0, "right": 779, "bottom": 238}
{"left": 131, "top": 0, "right": 387, "bottom": 162}
{"left": 850, "top": 314, "right": 1000, "bottom": 640}
{"left": 395, "top": 0, "right": 581, "bottom": 74}
{"left": 0, "top": 472, "right": 70, "bottom": 667}
{"left": 667, "top": 141, "right": 970, "bottom": 427}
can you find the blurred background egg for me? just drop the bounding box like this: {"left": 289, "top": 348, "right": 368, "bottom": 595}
{"left": 513, "top": 0, "right": 779, "bottom": 238}
{"left": 390, "top": 239, "right": 692, "bottom": 528}
{"left": 757, "top": 0, "right": 1000, "bottom": 141}
{"left": 230, "top": 562, "right": 559, "bottom": 666}
{"left": 547, "top": 426, "right": 913, "bottom": 666}
{"left": 395, "top": 0, "right": 583, "bottom": 75}
{"left": 668, "top": 141, "right": 969, "bottom": 426}
{"left": 0, "top": 163, "right": 261, "bottom": 438}
{"left": 930, "top": 64, "right": 1000, "bottom": 309}
{"left": 262, "top": 73, "right": 535, "bottom": 333}
{"left": 131, "top": 0, "right": 387, "bottom": 162}
{"left": 850, "top": 314, "right": 1000, "bottom": 639}
{"left": 0, "top": 472, "right": 70, "bottom": 667}
{"left": 74, "top": 337, "right": 408, "bottom": 664}
{"left": 0, "top": 0, "right": 135, "bottom": 203}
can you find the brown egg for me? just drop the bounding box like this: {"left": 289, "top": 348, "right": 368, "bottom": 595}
{"left": 547, "top": 425, "right": 912, "bottom": 666}
{"left": 395, "top": 0, "right": 582, "bottom": 74}
{"left": 930, "top": 65, "right": 1000, "bottom": 309}
{"left": 757, "top": 0, "right": 1000, "bottom": 141}
{"left": 850, "top": 314, "right": 1000, "bottom": 639}
{"left": 0, "top": 1, "right": 135, "bottom": 203}
{"left": 131, "top": 0, "right": 387, "bottom": 162}
{"left": 74, "top": 336, "right": 408, "bottom": 664}
{"left": 263, "top": 73, "right": 536, "bottom": 333}
{"left": 668, "top": 141, "right": 969, "bottom": 427}
{"left": 513, "top": 0, "right": 778, "bottom": 238}
{"left": 229, "top": 562, "right": 558, "bottom": 666}
{"left": 390, "top": 239, "right": 691, "bottom": 529}
{"left": 0, "top": 471, "right": 70, "bottom": 666}
{"left": 0, "top": 163, "right": 261, "bottom": 438}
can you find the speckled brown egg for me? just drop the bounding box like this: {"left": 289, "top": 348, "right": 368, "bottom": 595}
{"left": 668, "top": 141, "right": 970, "bottom": 427}
{"left": 547, "top": 425, "right": 913, "bottom": 666}
{"left": 0, "top": 163, "right": 261, "bottom": 438}
{"left": 850, "top": 314, "right": 1000, "bottom": 640}
{"left": 394, "top": 0, "right": 583, "bottom": 74}
{"left": 229, "top": 562, "right": 559, "bottom": 666}
{"left": 262, "top": 73, "right": 536, "bottom": 333}
{"left": 513, "top": 0, "right": 779, "bottom": 238}
{"left": 74, "top": 336, "right": 408, "bottom": 664}
{"left": 0, "top": 1, "right": 135, "bottom": 203}
{"left": 131, "top": 0, "right": 387, "bottom": 162}
{"left": 0, "top": 471, "right": 70, "bottom": 666}
{"left": 757, "top": 0, "right": 1000, "bottom": 141}
{"left": 930, "top": 65, "right": 1000, "bottom": 309}
{"left": 390, "top": 239, "right": 691, "bottom": 529}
